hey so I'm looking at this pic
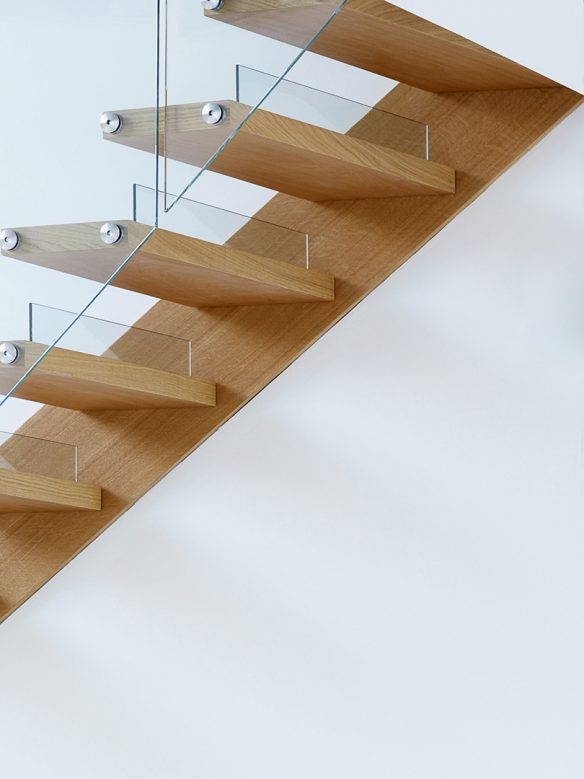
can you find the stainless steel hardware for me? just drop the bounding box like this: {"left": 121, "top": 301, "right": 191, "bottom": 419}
{"left": 100, "top": 223, "right": 123, "bottom": 245}
{"left": 100, "top": 111, "right": 123, "bottom": 134}
{"left": 201, "top": 0, "right": 224, "bottom": 10}
{"left": 0, "top": 229, "right": 20, "bottom": 252}
{"left": 201, "top": 102, "right": 225, "bottom": 125}
{"left": 0, "top": 343, "right": 19, "bottom": 365}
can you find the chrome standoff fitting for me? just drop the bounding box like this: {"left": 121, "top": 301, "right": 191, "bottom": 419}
{"left": 201, "top": 102, "right": 225, "bottom": 125}
{"left": 100, "top": 222, "right": 123, "bottom": 245}
{"left": 0, "top": 228, "right": 20, "bottom": 252}
{"left": 100, "top": 111, "right": 123, "bottom": 134}
{"left": 0, "top": 343, "right": 20, "bottom": 365}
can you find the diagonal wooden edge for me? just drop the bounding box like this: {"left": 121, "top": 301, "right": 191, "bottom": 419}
{"left": 205, "top": 0, "right": 564, "bottom": 92}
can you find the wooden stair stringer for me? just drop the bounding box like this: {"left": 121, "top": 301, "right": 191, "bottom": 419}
{"left": 0, "top": 83, "right": 581, "bottom": 621}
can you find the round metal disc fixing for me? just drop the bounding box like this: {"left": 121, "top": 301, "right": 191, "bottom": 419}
{"left": 201, "top": 0, "right": 224, "bottom": 9}
{"left": 100, "top": 222, "right": 123, "bottom": 245}
{"left": 100, "top": 111, "right": 123, "bottom": 134}
{"left": 201, "top": 102, "right": 225, "bottom": 125}
{"left": 0, "top": 228, "right": 20, "bottom": 252}
{"left": 0, "top": 343, "right": 19, "bottom": 365}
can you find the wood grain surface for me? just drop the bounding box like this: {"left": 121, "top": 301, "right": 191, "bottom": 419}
{"left": 106, "top": 101, "right": 456, "bottom": 200}
{"left": 206, "top": 0, "right": 561, "bottom": 92}
{"left": 0, "top": 342, "right": 217, "bottom": 411}
{"left": 0, "top": 470, "right": 101, "bottom": 514}
{"left": 0, "top": 83, "right": 581, "bottom": 620}
{"left": 4, "top": 224, "right": 335, "bottom": 306}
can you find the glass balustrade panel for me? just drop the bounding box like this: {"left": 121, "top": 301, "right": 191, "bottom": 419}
{"left": 236, "top": 65, "right": 429, "bottom": 158}
{"left": 27, "top": 304, "right": 192, "bottom": 377}
{"left": 162, "top": 0, "right": 348, "bottom": 209}
{"left": 0, "top": 0, "right": 160, "bottom": 408}
{"left": 135, "top": 184, "right": 309, "bottom": 267}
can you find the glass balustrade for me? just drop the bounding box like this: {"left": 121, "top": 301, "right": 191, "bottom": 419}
{"left": 0, "top": 0, "right": 424, "bottom": 468}
{"left": 135, "top": 184, "right": 309, "bottom": 267}
{"left": 28, "top": 304, "right": 193, "bottom": 377}
{"left": 162, "top": 0, "right": 348, "bottom": 209}
{"left": 236, "top": 65, "right": 428, "bottom": 158}
{"left": 0, "top": 0, "right": 161, "bottom": 413}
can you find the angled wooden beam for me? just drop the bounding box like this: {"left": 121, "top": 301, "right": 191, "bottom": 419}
{"left": 0, "top": 342, "right": 217, "bottom": 411}
{"left": 2, "top": 223, "right": 335, "bottom": 306}
{"left": 204, "top": 0, "right": 560, "bottom": 92}
{"left": 0, "top": 469, "right": 101, "bottom": 513}
{"left": 103, "top": 101, "right": 456, "bottom": 200}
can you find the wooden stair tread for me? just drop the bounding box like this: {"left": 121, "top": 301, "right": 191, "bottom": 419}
{"left": 0, "top": 342, "right": 217, "bottom": 411}
{"left": 3, "top": 222, "right": 335, "bottom": 307}
{"left": 0, "top": 469, "right": 101, "bottom": 513}
{"left": 205, "top": 0, "right": 560, "bottom": 92}
{"left": 104, "top": 101, "right": 456, "bottom": 200}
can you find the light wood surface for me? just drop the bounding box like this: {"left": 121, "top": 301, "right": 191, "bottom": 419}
{"left": 0, "top": 470, "right": 101, "bottom": 513}
{"left": 0, "top": 84, "right": 581, "bottom": 619}
{"left": 0, "top": 434, "right": 75, "bottom": 482}
{"left": 206, "top": 0, "right": 560, "bottom": 92}
{"left": 0, "top": 342, "right": 217, "bottom": 411}
{"left": 106, "top": 101, "right": 456, "bottom": 200}
{"left": 4, "top": 223, "right": 335, "bottom": 306}
{"left": 0, "top": 221, "right": 152, "bottom": 283}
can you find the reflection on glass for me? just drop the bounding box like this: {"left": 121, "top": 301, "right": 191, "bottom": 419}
{"left": 28, "top": 304, "right": 192, "bottom": 377}
{"left": 0, "top": 430, "right": 77, "bottom": 481}
{"left": 164, "top": 0, "right": 348, "bottom": 210}
{"left": 135, "top": 185, "right": 309, "bottom": 268}
{"left": 236, "top": 65, "right": 429, "bottom": 159}
{"left": 206, "top": 0, "right": 342, "bottom": 49}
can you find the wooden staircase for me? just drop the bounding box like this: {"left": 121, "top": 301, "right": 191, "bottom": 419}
{"left": 0, "top": 0, "right": 581, "bottom": 619}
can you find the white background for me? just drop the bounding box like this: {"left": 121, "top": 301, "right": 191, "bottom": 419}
{"left": 0, "top": 2, "right": 583, "bottom": 777}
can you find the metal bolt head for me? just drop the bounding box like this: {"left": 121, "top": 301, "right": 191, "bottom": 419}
{"left": 0, "top": 228, "right": 20, "bottom": 252}
{"left": 0, "top": 343, "right": 19, "bottom": 365}
{"left": 201, "top": 0, "right": 223, "bottom": 9}
{"left": 202, "top": 102, "right": 225, "bottom": 125}
{"left": 100, "top": 223, "right": 123, "bottom": 245}
{"left": 100, "top": 111, "right": 123, "bottom": 134}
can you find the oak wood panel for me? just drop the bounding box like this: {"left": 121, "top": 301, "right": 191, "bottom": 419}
{"left": 106, "top": 101, "right": 456, "bottom": 200}
{"left": 0, "top": 221, "right": 151, "bottom": 283}
{"left": 3, "top": 223, "right": 335, "bottom": 306}
{"left": 0, "top": 85, "right": 581, "bottom": 620}
{"left": 206, "top": 0, "right": 560, "bottom": 92}
{"left": 208, "top": 110, "right": 455, "bottom": 198}
{"left": 0, "top": 433, "right": 76, "bottom": 482}
{"left": 0, "top": 342, "right": 217, "bottom": 411}
{"left": 0, "top": 470, "right": 101, "bottom": 513}
{"left": 134, "top": 229, "right": 334, "bottom": 305}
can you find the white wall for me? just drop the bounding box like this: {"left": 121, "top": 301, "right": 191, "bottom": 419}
{"left": 395, "top": 0, "right": 584, "bottom": 94}
{"left": 0, "top": 2, "right": 583, "bottom": 777}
